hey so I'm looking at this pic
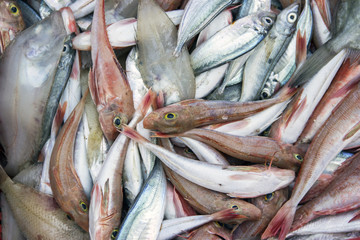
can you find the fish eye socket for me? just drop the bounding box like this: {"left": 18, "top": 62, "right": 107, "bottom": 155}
{"left": 287, "top": 13, "right": 297, "bottom": 23}
{"left": 113, "top": 116, "right": 123, "bottom": 129}
{"left": 63, "top": 45, "right": 68, "bottom": 53}
{"left": 79, "top": 201, "right": 88, "bottom": 212}
{"left": 232, "top": 205, "right": 239, "bottom": 210}
{"left": 111, "top": 228, "right": 119, "bottom": 239}
{"left": 263, "top": 17, "right": 273, "bottom": 24}
{"left": 9, "top": 4, "right": 20, "bottom": 16}
{"left": 265, "top": 192, "right": 274, "bottom": 202}
{"left": 261, "top": 91, "right": 269, "bottom": 99}
{"left": 184, "top": 147, "right": 194, "bottom": 154}
{"left": 293, "top": 153, "right": 303, "bottom": 162}
{"left": 164, "top": 113, "right": 177, "bottom": 120}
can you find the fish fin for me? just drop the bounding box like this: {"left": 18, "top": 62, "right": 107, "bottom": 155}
{"left": 156, "top": 91, "right": 165, "bottom": 109}
{"left": 52, "top": 102, "right": 68, "bottom": 136}
{"left": 136, "top": 89, "right": 156, "bottom": 117}
{"left": 122, "top": 125, "right": 150, "bottom": 144}
{"left": 88, "top": 67, "right": 99, "bottom": 107}
{"left": 173, "top": 187, "right": 196, "bottom": 217}
{"left": 211, "top": 208, "right": 247, "bottom": 222}
{"left": 289, "top": 43, "right": 337, "bottom": 88}
{"left": 0, "top": 165, "right": 10, "bottom": 188}
{"left": 347, "top": 49, "right": 360, "bottom": 66}
{"left": 315, "top": 0, "right": 331, "bottom": 29}
{"left": 349, "top": 209, "right": 360, "bottom": 223}
{"left": 295, "top": 30, "right": 307, "bottom": 68}
{"left": 291, "top": 206, "right": 315, "bottom": 232}
{"left": 261, "top": 200, "right": 296, "bottom": 240}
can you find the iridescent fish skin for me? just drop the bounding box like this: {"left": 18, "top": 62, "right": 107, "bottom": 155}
{"left": 0, "top": 0, "right": 25, "bottom": 54}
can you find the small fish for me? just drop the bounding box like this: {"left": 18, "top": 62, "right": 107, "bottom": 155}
{"left": 89, "top": 0, "right": 135, "bottom": 143}
{"left": 0, "top": 0, "right": 25, "bottom": 54}
{"left": 142, "top": 86, "right": 296, "bottom": 134}
{"left": 122, "top": 126, "right": 295, "bottom": 198}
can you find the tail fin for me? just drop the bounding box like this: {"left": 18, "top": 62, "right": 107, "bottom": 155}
{"left": 261, "top": 200, "right": 296, "bottom": 240}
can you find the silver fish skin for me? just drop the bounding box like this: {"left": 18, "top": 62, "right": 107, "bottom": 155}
{"left": 117, "top": 160, "right": 167, "bottom": 240}
{"left": 194, "top": 9, "right": 232, "bottom": 99}
{"left": 240, "top": 3, "right": 299, "bottom": 102}
{"left": 260, "top": 0, "right": 312, "bottom": 99}
{"left": 137, "top": 0, "right": 195, "bottom": 105}
{"left": 206, "top": 82, "right": 242, "bottom": 101}
{"left": 236, "top": 0, "right": 271, "bottom": 19}
{"left": 287, "top": 210, "right": 360, "bottom": 237}
{"left": 0, "top": 11, "right": 73, "bottom": 177}
{"left": 191, "top": 11, "right": 276, "bottom": 75}
{"left": 173, "top": 0, "right": 235, "bottom": 56}
{"left": 311, "top": 0, "right": 332, "bottom": 48}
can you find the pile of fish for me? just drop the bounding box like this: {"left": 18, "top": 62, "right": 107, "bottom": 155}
{"left": 0, "top": 0, "right": 360, "bottom": 239}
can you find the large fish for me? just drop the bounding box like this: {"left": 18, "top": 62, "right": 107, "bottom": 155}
{"left": 0, "top": 0, "right": 25, "bottom": 54}
{"left": 0, "top": 8, "right": 76, "bottom": 176}
{"left": 89, "top": 0, "right": 135, "bottom": 143}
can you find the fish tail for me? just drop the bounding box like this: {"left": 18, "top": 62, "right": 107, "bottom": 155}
{"left": 261, "top": 200, "right": 296, "bottom": 240}
{"left": 295, "top": 30, "right": 307, "bottom": 69}
{"left": 211, "top": 208, "right": 247, "bottom": 222}
{"left": 136, "top": 89, "right": 156, "bottom": 117}
{"left": 122, "top": 125, "right": 150, "bottom": 144}
{"left": 290, "top": 206, "right": 315, "bottom": 232}
{"left": 0, "top": 165, "right": 10, "bottom": 188}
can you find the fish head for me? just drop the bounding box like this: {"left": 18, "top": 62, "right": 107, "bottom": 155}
{"left": 98, "top": 101, "right": 131, "bottom": 143}
{"left": 274, "top": 2, "right": 299, "bottom": 36}
{"left": 143, "top": 104, "right": 194, "bottom": 133}
{"left": 223, "top": 199, "right": 262, "bottom": 222}
{"left": 255, "top": 11, "right": 277, "bottom": 33}
{"left": 65, "top": 197, "right": 90, "bottom": 231}
{"left": 0, "top": 0, "right": 25, "bottom": 53}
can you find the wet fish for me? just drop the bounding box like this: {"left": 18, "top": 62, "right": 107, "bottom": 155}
{"left": 311, "top": 0, "right": 332, "bottom": 48}
{"left": 236, "top": 0, "right": 271, "bottom": 19}
{"left": 240, "top": 3, "right": 299, "bottom": 102}
{"left": 191, "top": 11, "right": 276, "bottom": 75}
{"left": 0, "top": 9, "right": 75, "bottom": 176}
{"left": 174, "top": 0, "right": 236, "bottom": 56}
{"left": 0, "top": 165, "right": 89, "bottom": 239}
{"left": 187, "top": 222, "right": 232, "bottom": 240}
{"left": 0, "top": 0, "right": 25, "bottom": 54}
{"left": 122, "top": 126, "right": 295, "bottom": 198}
{"left": 89, "top": 0, "right": 135, "bottom": 143}
{"left": 137, "top": 0, "right": 195, "bottom": 105}
{"left": 142, "top": 85, "right": 295, "bottom": 134}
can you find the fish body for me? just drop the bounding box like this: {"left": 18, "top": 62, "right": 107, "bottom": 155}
{"left": 236, "top": 0, "right": 271, "bottom": 19}
{"left": 241, "top": 3, "right": 299, "bottom": 102}
{"left": 0, "top": 10, "right": 74, "bottom": 176}
{"left": 188, "top": 222, "right": 232, "bottom": 240}
{"left": 0, "top": 0, "right": 25, "bottom": 54}
{"left": 190, "top": 11, "right": 276, "bottom": 75}
{"left": 137, "top": 0, "right": 195, "bottom": 105}
{"left": 90, "top": 0, "right": 135, "bottom": 143}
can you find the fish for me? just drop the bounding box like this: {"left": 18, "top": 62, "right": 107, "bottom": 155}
{"left": 240, "top": 3, "right": 299, "bottom": 102}
{"left": 311, "top": 0, "right": 332, "bottom": 48}
{"left": 116, "top": 159, "right": 167, "bottom": 240}
{"left": 158, "top": 208, "right": 244, "bottom": 240}
{"left": 89, "top": 90, "right": 154, "bottom": 240}
{"left": 89, "top": 0, "right": 135, "bottom": 143}
{"left": 262, "top": 82, "right": 360, "bottom": 240}
{"left": 233, "top": 188, "right": 289, "bottom": 239}
{"left": 49, "top": 91, "right": 89, "bottom": 231}
{"left": 289, "top": 0, "right": 360, "bottom": 88}
{"left": 164, "top": 166, "right": 262, "bottom": 224}
{"left": 187, "top": 222, "right": 232, "bottom": 240}
{"left": 173, "top": 0, "right": 236, "bottom": 56}
{"left": 236, "top": 0, "right": 271, "bottom": 19}
{"left": 137, "top": 0, "right": 195, "bottom": 105}
{"left": 191, "top": 11, "right": 276, "bottom": 75}
{"left": 0, "top": 164, "right": 89, "bottom": 239}
{"left": 121, "top": 126, "right": 295, "bottom": 198}
{"left": 142, "top": 85, "right": 296, "bottom": 134}
{"left": 0, "top": 8, "right": 76, "bottom": 177}
{"left": 0, "top": 0, "right": 25, "bottom": 54}
{"left": 154, "top": 128, "right": 304, "bottom": 171}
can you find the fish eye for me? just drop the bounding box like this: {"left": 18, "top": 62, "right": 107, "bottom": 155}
{"left": 79, "top": 201, "right": 88, "bottom": 212}
{"left": 66, "top": 214, "right": 73, "bottom": 220}
{"left": 164, "top": 113, "right": 177, "bottom": 120}
{"left": 113, "top": 116, "right": 123, "bottom": 129}
{"left": 287, "top": 13, "right": 297, "bottom": 23}
{"left": 293, "top": 153, "right": 303, "bottom": 162}
{"left": 232, "top": 205, "right": 239, "bottom": 210}
{"left": 184, "top": 147, "right": 194, "bottom": 154}
{"left": 9, "top": 3, "right": 20, "bottom": 16}
{"left": 63, "top": 44, "right": 69, "bottom": 53}
{"left": 264, "top": 192, "right": 274, "bottom": 202}
{"left": 111, "top": 228, "right": 119, "bottom": 239}
{"left": 261, "top": 91, "right": 269, "bottom": 99}
{"left": 263, "top": 17, "right": 273, "bottom": 25}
